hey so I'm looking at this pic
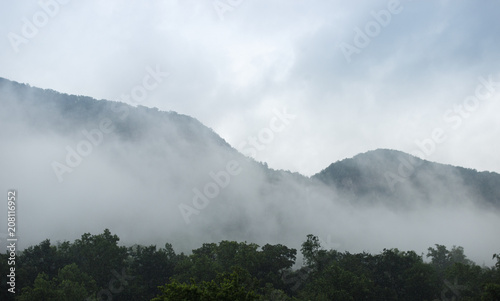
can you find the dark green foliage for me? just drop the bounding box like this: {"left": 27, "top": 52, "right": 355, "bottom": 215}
{"left": 69, "top": 228, "right": 129, "bottom": 288}
{"left": 372, "top": 249, "right": 440, "bottom": 300}
{"left": 482, "top": 283, "right": 500, "bottom": 300}
{"left": 0, "top": 253, "right": 16, "bottom": 300}
{"left": 152, "top": 268, "right": 260, "bottom": 301}
{"left": 300, "top": 234, "right": 321, "bottom": 267}
{"left": 297, "top": 242, "right": 441, "bottom": 301}
{"left": 298, "top": 262, "right": 374, "bottom": 300}
{"left": 125, "top": 243, "right": 179, "bottom": 300}
{"left": 14, "top": 229, "right": 131, "bottom": 300}
{"left": 8, "top": 231, "right": 500, "bottom": 300}
{"left": 17, "top": 263, "right": 97, "bottom": 301}
{"left": 494, "top": 253, "right": 500, "bottom": 269}
{"left": 16, "top": 239, "right": 60, "bottom": 290}
{"left": 257, "top": 243, "right": 297, "bottom": 290}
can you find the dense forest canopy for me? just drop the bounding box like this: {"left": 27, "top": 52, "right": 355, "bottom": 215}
{"left": 1, "top": 229, "right": 499, "bottom": 300}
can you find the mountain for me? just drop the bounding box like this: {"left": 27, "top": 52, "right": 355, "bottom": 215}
{"left": 313, "top": 149, "right": 500, "bottom": 210}
{"left": 0, "top": 77, "right": 314, "bottom": 250}
{"left": 1, "top": 77, "right": 499, "bottom": 263}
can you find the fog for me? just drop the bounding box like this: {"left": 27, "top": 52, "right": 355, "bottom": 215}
{"left": 1, "top": 1, "right": 500, "bottom": 177}
{"left": 1, "top": 80, "right": 499, "bottom": 267}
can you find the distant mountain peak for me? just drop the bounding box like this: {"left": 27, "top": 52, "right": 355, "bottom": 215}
{"left": 313, "top": 148, "right": 500, "bottom": 209}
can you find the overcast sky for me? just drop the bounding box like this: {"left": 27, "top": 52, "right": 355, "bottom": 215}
{"left": 2, "top": 0, "right": 500, "bottom": 176}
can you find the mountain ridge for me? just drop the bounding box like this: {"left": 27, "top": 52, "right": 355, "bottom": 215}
{"left": 2, "top": 76, "right": 498, "bottom": 181}
{"left": 1, "top": 77, "right": 499, "bottom": 263}
{"left": 313, "top": 148, "right": 500, "bottom": 209}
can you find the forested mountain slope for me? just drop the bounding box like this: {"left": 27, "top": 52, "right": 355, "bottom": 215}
{"left": 1, "top": 77, "right": 499, "bottom": 265}
{"left": 314, "top": 149, "right": 500, "bottom": 210}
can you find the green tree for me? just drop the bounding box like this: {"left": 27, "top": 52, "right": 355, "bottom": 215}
{"left": 448, "top": 246, "right": 473, "bottom": 266}
{"left": 257, "top": 244, "right": 296, "bottom": 290}
{"left": 55, "top": 263, "right": 98, "bottom": 300}
{"left": 298, "top": 262, "right": 373, "bottom": 300}
{"left": 0, "top": 252, "right": 16, "bottom": 300}
{"left": 300, "top": 234, "right": 321, "bottom": 267}
{"left": 427, "top": 245, "right": 472, "bottom": 277}
{"left": 174, "top": 243, "right": 221, "bottom": 283}
{"left": 427, "top": 244, "right": 451, "bottom": 276}
{"left": 403, "top": 261, "right": 440, "bottom": 301}
{"left": 445, "top": 262, "right": 484, "bottom": 298}
{"left": 70, "top": 229, "right": 128, "bottom": 287}
{"left": 373, "top": 249, "right": 440, "bottom": 300}
{"left": 481, "top": 253, "right": 500, "bottom": 301}
{"left": 18, "top": 263, "right": 97, "bottom": 301}
{"left": 17, "top": 273, "right": 59, "bottom": 301}
{"left": 127, "top": 243, "right": 179, "bottom": 300}
{"left": 152, "top": 269, "right": 260, "bottom": 301}
{"left": 493, "top": 253, "right": 500, "bottom": 269}
{"left": 17, "top": 239, "right": 61, "bottom": 290}
{"left": 482, "top": 283, "right": 500, "bottom": 301}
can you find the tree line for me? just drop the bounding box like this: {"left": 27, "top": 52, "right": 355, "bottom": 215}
{"left": 1, "top": 229, "right": 499, "bottom": 300}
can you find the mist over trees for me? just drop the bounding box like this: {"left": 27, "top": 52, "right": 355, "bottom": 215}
{"left": 1, "top": 78, "right": 500, "bottom": 299}
{"left": 1, "top": 230, "right": 499, "bottom": 300}
{"left": 2, "top": 77, "right": 500, "bottom": 261}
